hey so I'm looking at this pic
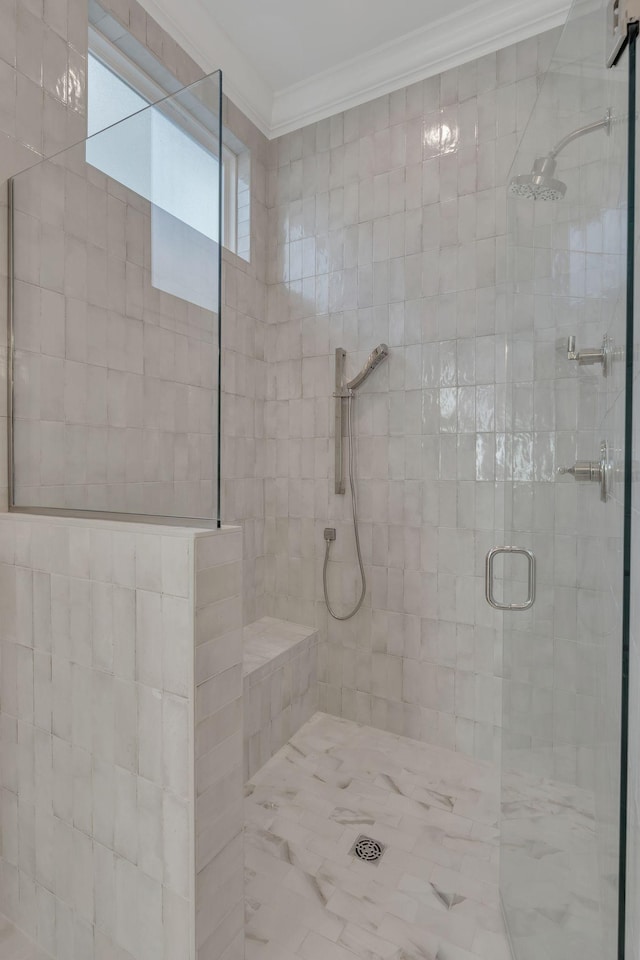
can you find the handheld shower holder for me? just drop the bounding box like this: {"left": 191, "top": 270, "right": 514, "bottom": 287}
{"left": 327, "top": 342, "right": 389, "bottom": 620}
{"left": 334, "top": 344, "right": 389, "bottom": 494}
{"left": 334, "top": 349, "right": 347, "bottom": 494}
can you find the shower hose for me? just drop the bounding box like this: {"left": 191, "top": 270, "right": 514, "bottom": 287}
{"left": 323, "top": 391, "right": 366, "bottom": 620}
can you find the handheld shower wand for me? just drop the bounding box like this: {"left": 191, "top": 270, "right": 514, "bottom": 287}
{"left": 345, "top": 343, "right": 389, "bottom": 391}
{"left": 325, "top": 344, "right": 389, "bottom": 621}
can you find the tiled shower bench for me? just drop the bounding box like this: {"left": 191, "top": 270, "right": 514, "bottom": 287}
{"left": 242, "top": 617, "right": 318, "bottom": 781}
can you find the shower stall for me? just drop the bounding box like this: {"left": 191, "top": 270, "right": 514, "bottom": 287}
{"left": 2, "top": 0, "right": 640, "bottom": 955}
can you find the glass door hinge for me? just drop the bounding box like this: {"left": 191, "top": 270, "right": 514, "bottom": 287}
{"left": 608, "top": 0, "right": 640, "bottom": 66}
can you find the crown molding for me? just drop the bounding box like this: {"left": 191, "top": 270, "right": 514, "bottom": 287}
{"left": 269, "top": 0, "right": 570, "bottom": 137}
{"left": 136, "top": 0, "right": 274, "bottom": 136}
{"left": 141, "top": 0, "right": 570, "bottom": 139}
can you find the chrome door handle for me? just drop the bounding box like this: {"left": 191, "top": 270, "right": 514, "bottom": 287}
{"left": 485, "top": 546, "right": 536, "bottom": 611}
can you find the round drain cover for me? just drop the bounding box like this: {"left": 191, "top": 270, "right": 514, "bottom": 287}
{"left": 353, "top": 836, "right": 384, "bottom": 862}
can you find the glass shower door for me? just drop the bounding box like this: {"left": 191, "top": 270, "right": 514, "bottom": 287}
{"left": 496, "top": 3, "right": 633, "bottom": 959}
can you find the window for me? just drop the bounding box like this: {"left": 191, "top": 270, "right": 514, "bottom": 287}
{"left": 87, "top": 25, "right": 248, "bottom": 308}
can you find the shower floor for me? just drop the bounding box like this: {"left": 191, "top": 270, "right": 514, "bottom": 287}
{"left": 500, "top": 764, "right": 602, "bottom": 960}
{"left": 244, "top": 713, "right": 510, "bottom": 960}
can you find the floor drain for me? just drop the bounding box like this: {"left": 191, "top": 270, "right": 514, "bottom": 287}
{"left": 350, "top": 835, "right": 385, "bottom": 864}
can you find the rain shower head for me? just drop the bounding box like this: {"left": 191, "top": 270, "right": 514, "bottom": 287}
{"left": 508, "top": 111, "right": 612, "bottom": 201}
{"left": 346, "top": 343, "right": 389, "bottom": 391}
{"left": 509, "top": 156, "right": 567, "bottom": 201}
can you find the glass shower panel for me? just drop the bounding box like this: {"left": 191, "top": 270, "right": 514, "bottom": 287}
{"left": 9, "top": 70, "right": 223, "bottom": 521}
{"left": 500, "top": 3, "right": 629, "bottom": 960}
{"left": 628, "top": 23, "right": 640, "bottom": 957}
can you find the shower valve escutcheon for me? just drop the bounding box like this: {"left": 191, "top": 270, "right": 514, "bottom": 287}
{"left": 558, "top": 441, "right": 613, "bottom": 502}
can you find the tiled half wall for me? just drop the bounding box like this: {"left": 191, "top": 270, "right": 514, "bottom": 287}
{"left": 0, "top": 513, "right": 243, "bottom": 960}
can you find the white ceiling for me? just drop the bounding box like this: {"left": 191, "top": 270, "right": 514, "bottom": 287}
{"left": 209, "top": 0, "right": 475, "bottom": 91}
{"left": 138, "top": 0, "right": 570, "bottom": 138}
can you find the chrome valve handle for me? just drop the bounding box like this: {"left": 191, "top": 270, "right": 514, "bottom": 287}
{"left": 558, "top": 441, "right": 613, "bottom": 502}
{"left": 566, "top": 334, "right": 616, "bottom": 376}
{"left": 557, "top": 461, "right": 602, "bottom": 482}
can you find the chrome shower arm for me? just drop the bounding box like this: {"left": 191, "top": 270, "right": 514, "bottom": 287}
{"left": 548, "top": 110, "right": 612, "bottom": 159}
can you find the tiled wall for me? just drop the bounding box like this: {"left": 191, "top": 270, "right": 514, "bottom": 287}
{"left": 262, "top": 31, "right": 560, "bottom": 763}
{"left": 194, "top": 530, "right": 244, "bottom": 960}
{"left": 0, "top": 0, "right": 89, "bottom": 512}
{"left": 0, "top": 514, "right": 243, "bottom": 959}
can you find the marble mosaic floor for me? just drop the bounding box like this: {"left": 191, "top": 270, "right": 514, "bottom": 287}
{"left": 501, "top": 766, "right": 603, "bottom": 960}
{"left": 0, "top": 716, "right": 603, "bottom": 960}
{"left": 244, "top": 712, "right": 511, "bottom": 960}
{"left": 0, "top": 917, "right": 50, "bottom": 960}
